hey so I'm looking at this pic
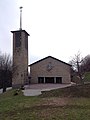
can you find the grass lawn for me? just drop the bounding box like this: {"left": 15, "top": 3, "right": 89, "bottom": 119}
{"left": 84, "top": 72, "right": 90, "bottom": 82}
{"left": 0, "top": 84, "right": 90, "bottom": 120}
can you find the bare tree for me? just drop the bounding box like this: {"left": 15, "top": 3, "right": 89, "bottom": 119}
{"left": 81, "top": 55, "right": 90, "bottom": 72}
{"left": 69, "top": 52, "right": 84, "bottom": 84}
{"left": 0, "top": 52, "right": 12, "bottom": 92}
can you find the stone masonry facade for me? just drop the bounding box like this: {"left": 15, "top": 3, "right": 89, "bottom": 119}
{"left": 30, "top": 56, "right": 71, "bottom": 84}
{"left": 11, "top": 30, "right": 29, "bottom": 88}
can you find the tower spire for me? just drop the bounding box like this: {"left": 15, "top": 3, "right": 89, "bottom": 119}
{"left": 20, "top": 6, "right": 23, "bottom": 30}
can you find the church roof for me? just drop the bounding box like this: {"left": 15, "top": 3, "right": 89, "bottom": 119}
{"left": 11, "top": 30, "right": 30, "bottom": 36}
{"left": 29, "top": 56, "right": 71, "bottom": 67}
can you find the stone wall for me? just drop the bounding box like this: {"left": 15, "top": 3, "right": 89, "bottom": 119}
{"left": 12, "top": 30, "right": 29, "bottom": 88}
{"left": 30, "top": 57, "right": 71, "bottom": 84}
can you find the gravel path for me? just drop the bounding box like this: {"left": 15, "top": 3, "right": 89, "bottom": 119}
{"left": 0, "top": 87, "right": 12, "bottom": 94}
{"left": 22, "top": 84, "right": 72, "bottom": 96}
{"left": 0, "top": 84, "right": 73, "bottom": 96}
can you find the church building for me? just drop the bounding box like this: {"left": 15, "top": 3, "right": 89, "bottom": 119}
{"left": 11, "top": 7, "right": 71, "bottom": 88}
{"left": 29, "top": 56, "right": 71, "bottom": 84}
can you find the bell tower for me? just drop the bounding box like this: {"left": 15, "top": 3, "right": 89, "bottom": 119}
{"left": 11, "top": 7, "right": 29, "bottom": 88}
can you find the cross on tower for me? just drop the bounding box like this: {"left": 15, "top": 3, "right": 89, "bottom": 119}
{"left": 20, "top": 6, "right": 23, "bottom": 30}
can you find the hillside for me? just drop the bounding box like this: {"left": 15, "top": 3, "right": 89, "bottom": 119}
{"left": 40, "top": 84, "right": 90, "bottom": 98}
{"left": 84, "top": 72, "right": 90, "bottom": 82}
{"left": 0, "top": 84, "right": 90, "bottom": 120}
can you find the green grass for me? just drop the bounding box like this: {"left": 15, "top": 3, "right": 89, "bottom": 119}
{"left": 0, "top": 84, "right": 90, "bottom": 120}
{"left": 40, "top": 84, "right": 90, "bottom": 98}
{"left": 84, "top": 72, "right": 90, "bottom": 82}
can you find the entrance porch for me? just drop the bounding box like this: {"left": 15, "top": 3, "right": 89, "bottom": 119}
{"left": 38, "top": 77, "right": 62, "bottom": 84}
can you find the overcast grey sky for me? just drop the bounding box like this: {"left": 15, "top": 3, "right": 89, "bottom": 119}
{"left": 0, "top": 0, "right": 90, "bottom": 64}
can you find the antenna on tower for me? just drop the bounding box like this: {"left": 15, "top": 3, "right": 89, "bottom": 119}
{"left": 20, "top": 6, "right": 23, "bottom": 30}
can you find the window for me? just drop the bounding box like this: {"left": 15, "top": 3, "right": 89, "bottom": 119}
{"left": 25, "top": 34, "right": 28, "bottom": 50}
{"left": 15, "top": 32, "right": 21, "bottom": 47}
{"left": 45, "top": 77, "right": 54, "bottom": 83}
{"left": 38, "top": 77, "right": 44, "bottom": 83}
{"left": 56, "top": 77, "right": 62, "bottom": 83}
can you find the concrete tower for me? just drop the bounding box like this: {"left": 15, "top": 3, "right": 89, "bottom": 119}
{"left": 11, "top": 7, "right": 29, "bottom": 88}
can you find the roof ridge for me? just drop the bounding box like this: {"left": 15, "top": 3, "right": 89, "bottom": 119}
{"left": 29, "top": 56, "right": 71, "bottom": 66}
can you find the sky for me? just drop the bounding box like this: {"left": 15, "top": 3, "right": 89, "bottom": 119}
{"left": 0, "top": 0, "right": 90, "bottom": 64}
